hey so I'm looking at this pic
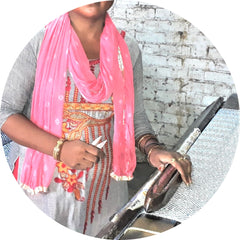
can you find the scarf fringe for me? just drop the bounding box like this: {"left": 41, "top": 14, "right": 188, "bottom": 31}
{"left": 20, "top": 183, "right": 48, "bottom": 195}
{"left": 110, "top": 172, "right": 133, "bottom": 181}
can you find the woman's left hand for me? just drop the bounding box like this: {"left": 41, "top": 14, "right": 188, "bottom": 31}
{"left": 148, "top": 148, "right": 192, "bottom": 186}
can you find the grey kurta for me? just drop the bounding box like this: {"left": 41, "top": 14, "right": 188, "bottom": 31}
{"left": 0, "top": 28, "right": 154, "bottom": 236}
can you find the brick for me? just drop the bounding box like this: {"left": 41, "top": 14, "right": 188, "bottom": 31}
{"left": 173, "top": 69, "right": 189, "bottom": 79}
{"left": 143, "top": 65, "right": 159, "bottom": 78}
{"left": 113, "top": 19, "right": 128, "bottom": 30}
{"left": 161, "top": 123, "right": 176, "bottom": 134}
{"left": 156, "top": 21, "right": 172, "bottom": 32}
{"left": 204, "top": 71, "right": 234, "bottom": 84}
{"left": 142, "top": 44, "right": 161, "bottom": 54}
{"left": 165, "top": 103, "right": 186, "bottom": 116}
{"left": 179, "top": 126, "right": 189, "bottom": 136}
{"left": 156, "top": 134, "right": 177, "bottom": 148}
{"left": 112, "top": 8, "right": 126, "bottom": 19}
{"left": 183, "top": 58, "right": 208, "bottom": 69}
{"left": 128, "top": 20, "right": 144, "bottom": 31}
{"left": 158, "top": 44, "right": 176, "bottom": 56}
{"left": 202, "top": 95, "right": 220, "bottom": 106}
{"left": 142, "top": 54, "right": 167, "bottom": 66}
{"left": 127, "top": 8, "right": 155, "bottom": 20}
{"left": 143, "top": 20, "right": 161, "bottom": 32}
{"left": 175, "top": 45, "right": 191, "bottom": 57}
{"left": 181, "top": 80, "right": 215, "bottom": 94}
{"left": 144, "top": 100, "right": 165, "bottom": 111}
{"left": 142, "top": 87, "right": 156, "bottom": 101}
{"left": 155, "top": 78, "right": 181, "bottom": 91}
{"left": 158, "top": 20, "right": 189, "bottom": 33}
{"left": 166, "top": 57, "right": 183, "bottom": 67}
{"left": 188, "top": 69, "right": 205, "bottom": 80}
{"left": 214, "top": 83, "right": 236, "bottom": 96}
{"left": 206, "top": 60, "right": 217, "bottom": 71}
{"left": 191, "top": 44, "right": 208, "bottom": 58}
{"left": 153, "top": 44, "right": 190, "bottom": 58}
{"left": 185, "top": 92, "right": 204, "bottom": 105}
{"left": 155, "top": 8, "right": 179, "bottom": 21}
{"left": 155, "top": 90, "right": 186, "bottom": 104}
{"left": 161, "top": 112, "right": 188, "bottom": 129}
{"left": 112, "top": 0, "right": 136, "bottom": 8}
{"left": 164, "top": 32, "right": 181, "bottom": 44}
{"left": 184, "top": 25, "right": 210, "bottom": 45}
{"left": 207, "top": 47, "right": 223, "bottom": 59}
{"left": 136, "top": 32, "right": 165, "bottom": 44}
{"left": 214, "top": 60, "right": 230, "bottom": 73}
{"left": 155, "top": 67, "right": 178, "bottom": 79}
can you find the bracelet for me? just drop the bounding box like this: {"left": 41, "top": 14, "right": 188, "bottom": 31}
{"left": 147, "top": 144, "right": 165, "bottom": 164}
{"left": 53, "top": 138, "right": 67, "bottom": 161}
{"left": 136, "top": 134, "right": 158, "bottom": 154}
{"left": 137, "top": 134, "right": 153, "bottom": 149}
{"left": 145, "top": 142, "right": 166, "bottom": 154}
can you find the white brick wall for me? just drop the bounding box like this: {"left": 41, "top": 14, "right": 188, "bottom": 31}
{"left": 110, "top": 0, "right": 237, "bottom": 150}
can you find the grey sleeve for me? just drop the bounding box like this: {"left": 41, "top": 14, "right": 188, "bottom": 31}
{"left": 0, "top": 31, "right": 44, "bottom": 129}
{"left": 126, "top": 36, "right": 155, "bottom": 140}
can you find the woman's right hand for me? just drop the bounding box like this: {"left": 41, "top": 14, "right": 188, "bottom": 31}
{"left": 60, "top": 140, "right": 105, "bottom": 170}
{"left": 1, "top": 114, "right": 105, "bottom": 171}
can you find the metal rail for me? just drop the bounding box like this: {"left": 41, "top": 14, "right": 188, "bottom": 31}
{"left": 96, "top": 97, "right": 224, "bottom": 239}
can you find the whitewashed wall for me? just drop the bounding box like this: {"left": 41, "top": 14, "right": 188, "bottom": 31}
{"left": 110, "top": 0, "right": 236, "bottom": 152}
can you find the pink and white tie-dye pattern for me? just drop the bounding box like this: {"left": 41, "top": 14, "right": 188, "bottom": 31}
{"left": 20, "top": 13, "right": 136, "bottom": 194}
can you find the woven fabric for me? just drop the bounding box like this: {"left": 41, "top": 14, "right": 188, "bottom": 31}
{"left": 150, "top": 108, "right": 240, "bottom": 222}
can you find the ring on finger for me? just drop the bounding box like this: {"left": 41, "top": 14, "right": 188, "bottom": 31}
{"left": 178, "top": 155, "right": 189, "bottom": 162}
{"left": 178, "top": 157, "right": 184, "bottom": 161}
{"left": 183, "top": 154, "right": 190, "bottom": 160}
{"left": 171, "top": 158, "right": 177, "bottom": 163}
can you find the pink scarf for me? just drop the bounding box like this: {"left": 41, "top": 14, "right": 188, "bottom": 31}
{"left": 20, "top": 13, "right": 136, "bottom": 194}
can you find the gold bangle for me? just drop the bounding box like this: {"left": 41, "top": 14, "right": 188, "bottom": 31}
{"left": 137, "top": 134, "right": 153, "bottom": 149}
{"left": 147, "top": 145, "right": 164, "bottom": 163}
{"left": 145, "top": 142, "right": 166, "bottom": 155}
{"left": 137, "top": 134, "right": 160, "bottom": 154}
{"left": 53, "top": 138, "right": 67, "bottom": 161}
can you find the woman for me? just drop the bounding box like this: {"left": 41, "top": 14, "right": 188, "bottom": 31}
{"left": 0, "top": 1, "right": 191, "bottom": 236}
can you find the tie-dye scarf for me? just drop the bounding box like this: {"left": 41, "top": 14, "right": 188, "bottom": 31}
{"left": 20, "top": 13, "right": 136, "bottom": 194}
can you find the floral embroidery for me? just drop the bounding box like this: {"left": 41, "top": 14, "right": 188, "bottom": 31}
{"left": 64, "top": 102, "right": 113, "bottom": 112}
{"left": 58, "top": 59, "right": 114, "bottom": 231}
{"left": 54, "top": 162, "right": 85, "bottom": 201}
